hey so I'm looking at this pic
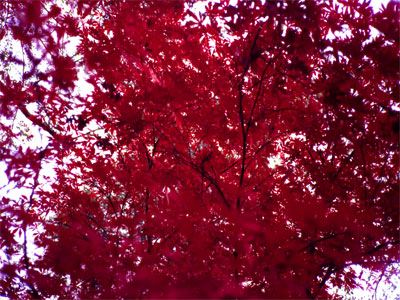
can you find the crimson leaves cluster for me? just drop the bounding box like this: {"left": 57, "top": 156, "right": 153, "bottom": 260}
{"left": 0, "top": 0, "right": 399, "bottom": 299}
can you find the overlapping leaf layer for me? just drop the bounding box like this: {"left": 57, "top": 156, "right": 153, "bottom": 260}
{"left": 0, "top": 1, "right": 398, "bottom": 299}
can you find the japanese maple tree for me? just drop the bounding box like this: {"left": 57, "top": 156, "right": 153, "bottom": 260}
{"left": 0, "top": 0, "right": 399, "bottom": 299}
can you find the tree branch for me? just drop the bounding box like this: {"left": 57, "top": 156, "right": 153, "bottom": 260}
{"left": 19, "top": 105, "right": 56, "bottom": 137}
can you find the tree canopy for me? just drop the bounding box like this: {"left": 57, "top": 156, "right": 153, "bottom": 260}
{"left": 0, "top": 0, "right": 399, "bottom": 299}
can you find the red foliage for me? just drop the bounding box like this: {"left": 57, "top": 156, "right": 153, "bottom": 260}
{"left": 0, "top": 0, "right": 399, "bottom": 299}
